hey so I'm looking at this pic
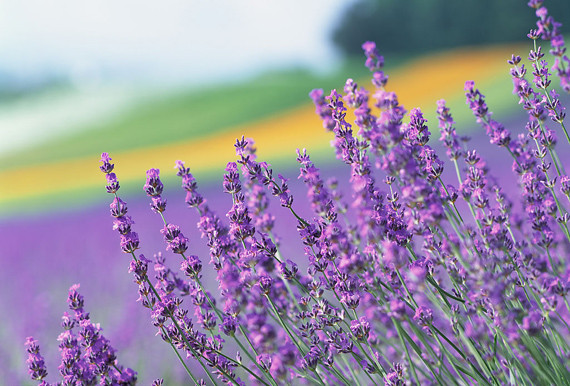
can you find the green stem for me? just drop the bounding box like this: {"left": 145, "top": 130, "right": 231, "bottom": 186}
{"left": 131, "top": 253, "right": 218, "bottom": 385}
{"left": 393, "top": 319, "right": 421, "bottom": 385}
{"left": 341, "top": 355, "right": 364, "bottom": 386}
{"left": 438, "top": 175, "right": 464, "bottom": 223}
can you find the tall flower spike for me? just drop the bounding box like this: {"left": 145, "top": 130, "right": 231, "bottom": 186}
{"left": 25, "top": 337, "right": 48, "bottom": 382}
{"left": 465, "top": 80, "right": 512, "bottom": 147}
{"left": 530, "top": 3, "right": 570, "bottom": 92}
{"left": 27, "top": 285, "right": 137, "bottom": 385}
{"left": 436, "top": 99, "right": 463, "bottom": 161}
{"left": 99, "top": 153, "right": 141, "bottom": 255}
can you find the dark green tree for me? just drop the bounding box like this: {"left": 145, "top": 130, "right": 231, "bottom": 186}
{"left": 332, "top": 0, "right": 570, "bottom": 57}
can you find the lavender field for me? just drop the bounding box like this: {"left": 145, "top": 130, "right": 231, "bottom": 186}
{"left": 1, "top": 110, "right": 519, "bottom": 383}
{"left": 2, "top": 157, "right": 361, "bottom": 383}
{"left": 5, "top": 1, "right": 570, "bottom": 385}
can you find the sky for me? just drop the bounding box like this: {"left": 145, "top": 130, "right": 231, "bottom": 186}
{"left": 0, "top": 0, "right": 355, "bottom": 154}
{"left": 0, "top": 0, "right": 353, "bottom": 86}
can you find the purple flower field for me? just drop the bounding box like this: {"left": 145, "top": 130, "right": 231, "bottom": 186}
{"left": 3, "top": 161, "right": 358, "bottom": 384}
{"left": 7, "top": 1, "right": 570, "bottom": 385}
{"left": 2, "top": 129, "right": 515, "bottom": 385}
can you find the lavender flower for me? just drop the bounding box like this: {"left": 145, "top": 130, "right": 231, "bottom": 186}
{"left": 465, "top": 80, "right": 512, "bottom": 147}
{"left": 25, "top": 337, "right": 48, "bottom": 383}
{"left": 529, "top": 1, "right": 570, "bottom": 92}
{"left": 78, "top": 6, "right": 570, "bottom": 384}
{"left": 26, "top": 285, "right": 137, "bottom": 385}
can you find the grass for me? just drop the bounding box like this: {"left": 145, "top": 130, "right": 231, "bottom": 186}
{"left": 0, "top": 41, "right": 535, "bottom": 217}
{"left": 0, "top": 60, "right": 373, "bottom": 172}
{"left": 0, "top": 42, "right": 526, "bottom": 173}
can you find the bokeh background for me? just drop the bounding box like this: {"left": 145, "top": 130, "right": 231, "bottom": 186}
{"left": 2, "top": 0, "right": 569, "bottom": 383}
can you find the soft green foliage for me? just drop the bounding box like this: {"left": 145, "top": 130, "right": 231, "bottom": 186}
{"left": 0, "top": 63, "right": 370, "bottom": 171}
{"left": 332, "top": 0, "right": 570, "bottom": 56}
{"left": 2, "top": 50, "right": 523, "bottom": 172}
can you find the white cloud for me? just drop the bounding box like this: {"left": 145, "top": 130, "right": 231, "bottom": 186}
{"left": 0, "top": 0, "right": 354, "bottom": 84}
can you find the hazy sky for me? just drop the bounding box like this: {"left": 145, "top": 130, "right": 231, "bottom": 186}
{"left": 0, "top": 0, "right": 353, "bottom": 85}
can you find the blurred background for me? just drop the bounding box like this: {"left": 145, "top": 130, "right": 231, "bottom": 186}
{"left": 1, "top": 0, "right": 569, "bottom": 383}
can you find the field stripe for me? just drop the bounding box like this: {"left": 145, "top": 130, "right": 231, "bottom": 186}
{"left": 0, "top": 43, "right": 522, "bottom": 208}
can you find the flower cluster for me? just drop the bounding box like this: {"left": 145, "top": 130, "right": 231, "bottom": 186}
{"left": 101, "top": 153, "right": 140, "bottom": 255}
{"left": 25, "top": 285, "right": 137, "bottom": 385}
{"left": 528, "top": 0, "right": 570, "bottom": 92}
{"left": 28, "top": 1, "right": 570, "bottom": 385}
